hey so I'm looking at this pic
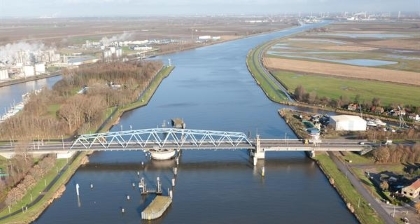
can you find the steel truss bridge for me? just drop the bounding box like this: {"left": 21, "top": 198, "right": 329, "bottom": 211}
{"left": 0, "top": 128, "right": 367, "bottom": 160}
{"left": 71, "top": 128, "right": 254, "bottom": 151}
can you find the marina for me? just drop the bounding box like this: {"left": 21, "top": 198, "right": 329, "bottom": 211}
{"left": 0, "top": 89, "right": 41, "bottom": 123}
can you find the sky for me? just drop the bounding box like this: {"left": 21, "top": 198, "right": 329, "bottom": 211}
{"left": 0, "top": 0, "right": 419, "bottom": 17}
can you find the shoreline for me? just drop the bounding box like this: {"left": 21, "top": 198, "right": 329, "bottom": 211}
{"left": 278, "top": 108, "right": 386, "bottom": 224}
{"left": 0, "top": 24, "right": 297, "bottom": 222}
{"left": 0, "top": 25, "right": 296, "bottom": 89}
{"left": 0, "top": 66, "right": 175, "bottom": 224}
{"left": 0, "top": 72, "right": 61, "bottom": 88}
{"left": 246, "top": 32, "right": 389, "bottom": 222}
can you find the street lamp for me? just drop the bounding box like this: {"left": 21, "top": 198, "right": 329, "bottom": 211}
{"left": 61, "top": 135, "right": 64, "bottom": 150}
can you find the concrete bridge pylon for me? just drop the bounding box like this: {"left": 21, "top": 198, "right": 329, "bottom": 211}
{"left": 251, "top": 135, "right": 265, "bottom": 166}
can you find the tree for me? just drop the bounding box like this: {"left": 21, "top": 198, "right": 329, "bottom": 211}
{"left": 372, "top": 97, "right": 381, "bottom": 107}
{"left": 415, "top": 202, "right": 420, "bottom": 213}
{"left": 372, "top": 147, "right": 390, "bottom": 163}
{"left": 308, "top": 91, "right": 317, "bottom": 104}
{"left": 294, "top": 85, "right": 306, "bottom": 101}
{"left": 354, "top": 94, "right": 361, "bottom": 103}
{"left": 380, "top": 180, "right": 389, "bottom": 191}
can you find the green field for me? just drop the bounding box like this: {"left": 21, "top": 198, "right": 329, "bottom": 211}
{"left": 272, "top": 70, "right": 420, "bottom": 107}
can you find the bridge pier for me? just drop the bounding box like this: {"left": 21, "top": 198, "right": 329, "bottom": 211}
{"left": 307, "top": 150, "right": 316, "bottom": 158}
{"left": 251, "top": 135, "right": 265, "bottom": 166}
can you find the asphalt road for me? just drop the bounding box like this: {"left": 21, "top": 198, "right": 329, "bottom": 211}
{"left": 328, "top": 152, "right": 396, "bottom": 224}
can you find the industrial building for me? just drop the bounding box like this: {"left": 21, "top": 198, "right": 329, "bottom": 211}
{"left": 0, "top": 69, "right": 8, "bottom": 80}
{"left": 328, "top": 115, "right": 367, "bottom": 131}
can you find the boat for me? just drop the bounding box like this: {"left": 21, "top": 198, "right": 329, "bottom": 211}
{"left": 149, "top": 149, "right": 176, "bottom": 160}
{"left": 149, "top": 118, "right": 185, "bottom": 160}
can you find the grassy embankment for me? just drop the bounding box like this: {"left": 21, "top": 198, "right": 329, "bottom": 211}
{"left": 246, "top": 42, "right": 291, "bottom": 103}
{"left": 0, "top": 65, "right": 174, "bottom": 224}
{"left": 248, "top": 37, "right": 386, "bottom": 223}
{"left": 315, "top": 154, "right": 384, "bottom": 224}
{"left": 280, "top": 109, "right": 384, "bottom": 224}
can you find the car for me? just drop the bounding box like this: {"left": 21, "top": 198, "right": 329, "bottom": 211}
{"left": 359, "top": 142, "right": 365, "bottom": 145}
{"left": 401, "top": 217, "right": 409, "bottom": 223}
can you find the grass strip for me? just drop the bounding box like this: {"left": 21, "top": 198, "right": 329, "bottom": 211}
{"left": 246, "top": 43, "right": 290, "bottom": 103}
{"left": 315, "top": 154, "right": 384, "bottom": 224}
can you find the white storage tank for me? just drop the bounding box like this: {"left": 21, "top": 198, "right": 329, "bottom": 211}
{"left": 23, "top": 65, "right": 35, "bottom": 77}
{"left": 35, "top": 63, "right": 46, "bottom": 75}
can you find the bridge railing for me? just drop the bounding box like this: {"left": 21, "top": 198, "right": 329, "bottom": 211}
{"left": 71, "top": 128, "right": 254, "bottom": 150}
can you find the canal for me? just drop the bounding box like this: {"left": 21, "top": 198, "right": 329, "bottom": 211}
{"left": 4, "top": 22, "right": 358, "bottom": 223}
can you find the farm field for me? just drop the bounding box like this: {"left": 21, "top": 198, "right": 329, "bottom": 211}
{"left": 263, "top": 21, "right": 420, "bottom": 107}
{"left": 0, "top": 16, "right": 295, "bottom": 48}
{"left": 271, "top": 70, "right": 420, "bottom": 106}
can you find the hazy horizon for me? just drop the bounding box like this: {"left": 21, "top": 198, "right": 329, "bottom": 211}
{"left": 0, "top": 0, "right": 419, "bottom": 18}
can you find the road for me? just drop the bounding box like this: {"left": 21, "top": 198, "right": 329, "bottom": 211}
{"left": 249, "top": 40, "right": 295, "bottom": 102}
{"left": 328, "top": 152, "right": 396, "bottom": 224}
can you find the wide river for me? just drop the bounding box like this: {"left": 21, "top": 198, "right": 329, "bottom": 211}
{"left": 3, "top": 22, "right": 358, "bottom": 224}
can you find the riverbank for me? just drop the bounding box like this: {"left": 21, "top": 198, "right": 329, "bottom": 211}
{"left": 0, "top": 65, "right": 175, "bottom": 224}
{"left": 0, "top": 72, "right": 61, "bottom": 88}
{"left": 278, "top": 109, "right": 385, "bottom": 224}
{"left": 246, "top": 34, "right": 390, "bottom": 222}
{"left": 247, "top": 38, "right": 415, "bottom": 127}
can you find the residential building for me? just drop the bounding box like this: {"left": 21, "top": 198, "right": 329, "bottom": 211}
{"left": 402, "top": 179, "right": 420, "bottom": 198}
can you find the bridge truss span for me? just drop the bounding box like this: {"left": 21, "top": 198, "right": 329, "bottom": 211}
{"left": 71, "top": 128, "right": 254, "bottom": 150}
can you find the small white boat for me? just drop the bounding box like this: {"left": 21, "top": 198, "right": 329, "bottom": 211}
{"left": 150, "top": 149, "right": 176, "bottom": 160}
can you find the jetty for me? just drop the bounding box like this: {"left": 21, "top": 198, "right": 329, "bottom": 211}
{"left": 141, "top": 196, "right": 172, "bottom": 220}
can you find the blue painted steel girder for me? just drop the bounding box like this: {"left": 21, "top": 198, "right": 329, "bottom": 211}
{"left": 71, "top": 128, "right": 253, "bottom": 150}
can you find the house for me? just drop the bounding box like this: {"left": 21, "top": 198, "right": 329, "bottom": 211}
{"left": 408, "top": 113, "right": 419, "bottom": 121}
{"left": 347, "top": 103, "right": 358, "bottom": 111}
{"left": 401, "top": 179, "right": 420, "bottom": 198}
{"left": 370, "top": 106, "right": 384, "bottom": 114}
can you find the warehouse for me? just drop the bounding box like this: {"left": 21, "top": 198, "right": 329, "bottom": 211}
{"left": 329, "top": 115, "right": 367, "bottom": 131}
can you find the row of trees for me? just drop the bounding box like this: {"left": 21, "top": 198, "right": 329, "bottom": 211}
{"left": 1, "top": 155, "right": 56, "bottom": 206}
{"left": 371, "top": 144, "right": 420, "bottom": 164}
{"left": 357, "top": 128, "right": 420, "bottom": 141}
{"left": 293, "top": 85, "right": 420, "bottom": 115}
